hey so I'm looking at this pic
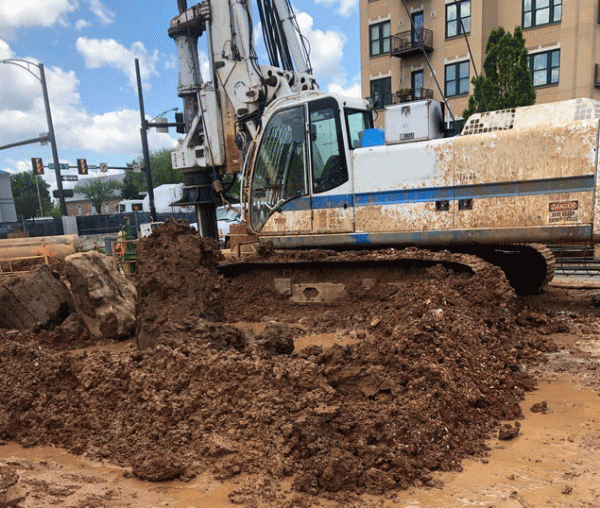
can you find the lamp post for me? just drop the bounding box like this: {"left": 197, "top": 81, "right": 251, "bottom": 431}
{"left": 0, "top": 59, "right": 67, "bottom": 216}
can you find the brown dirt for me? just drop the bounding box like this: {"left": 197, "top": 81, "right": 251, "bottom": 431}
{"left": 0, "top": 220, "right": 597, "bottom": 507}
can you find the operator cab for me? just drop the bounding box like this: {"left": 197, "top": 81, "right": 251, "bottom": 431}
{"left": 249, "top": 95, "right": 372, "bottom": 233}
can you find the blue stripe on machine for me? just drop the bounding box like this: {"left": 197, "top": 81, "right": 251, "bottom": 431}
{"left": 268, "top": 225, "right": 593, "bottom": 249}
{"left": 355, "top": 175, "right": 595, "bottom": 206}
{"left": 277, "top": 174, "right": 594, "bottom": 211}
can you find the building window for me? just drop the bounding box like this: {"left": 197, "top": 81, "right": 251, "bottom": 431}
{"left": 370, "top": 77, "right": 391, "bottom": 109}
{"left": 529, "top": 49, "right": 560, "bottom": 87}
{"left": 370, "top": 21, "right": 390, "bottom": 57}
{"left": 446, "top": 0, "right": 471, "bottom": 38}
{"left": 445, "top": 61, "right": 470, "bottom": 97}
{"left": 523, "top": 0, "right": 561, "bottom": 29}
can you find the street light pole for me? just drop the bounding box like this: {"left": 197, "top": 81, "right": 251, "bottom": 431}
{"left": 0, "top": 59, "right": 67, "bottom": 215}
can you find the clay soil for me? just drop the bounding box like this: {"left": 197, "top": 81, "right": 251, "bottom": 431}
{"left": 1, "top": 220, "right": 600, "bottom": 507}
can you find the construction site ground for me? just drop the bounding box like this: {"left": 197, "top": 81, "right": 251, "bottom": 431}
{"left": 1, "top": 221, "right": 600, "bottom": 508}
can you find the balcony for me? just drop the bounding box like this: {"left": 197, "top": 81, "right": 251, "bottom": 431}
{"left": 393, "top": 88, "right": 434, "bottom": 103}
{"left": 391, "top": 28, "right": 434, "bottom": 58}
{"left": 367, "top": 88, "right": 434, "bottom": 110}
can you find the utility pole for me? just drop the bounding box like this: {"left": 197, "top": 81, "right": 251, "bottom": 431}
{"left": 135, "top": 58, "right": 157, "bottom": 222}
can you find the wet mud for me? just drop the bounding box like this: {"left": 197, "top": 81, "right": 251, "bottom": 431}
{"left": 0, "top": 220, "right": 599, "bottom": 507}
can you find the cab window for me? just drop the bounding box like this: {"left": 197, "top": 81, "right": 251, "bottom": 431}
{"left": 250, "top": 106, "right": 308, "bottom": 229}
{"left": 310, "top": 98, "right": 348, "bottom": 193}
{"left": 345, "top": 108, "right": 373, "bottom": 149}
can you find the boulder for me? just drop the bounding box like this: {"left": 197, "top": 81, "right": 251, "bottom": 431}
{"left": 65, "top": 251, "right": 136, "bottom": 340}
{"left": 0, "top": 265, "right": 72, "bottom": 330}
{"left": 0, "top": 464, "right": 25, "bottom": 508}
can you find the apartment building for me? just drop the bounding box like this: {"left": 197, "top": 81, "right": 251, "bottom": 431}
{"left": 360, "top": 0, "right": 600, "bottom": 128}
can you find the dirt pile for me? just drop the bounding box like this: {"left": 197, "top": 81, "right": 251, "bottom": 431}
{"left": 0, "top": 224, "right": 557, "bottom": 499}
{"left": 135, "top": 219, "right": 224, "bottom": 349}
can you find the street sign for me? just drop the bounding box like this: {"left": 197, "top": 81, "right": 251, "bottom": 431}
{"left": 133, "top": 164, "right": 141, "bottom": 173}
{"left": 48, "top": 163, "right": 69, "bottom": 170}
{"left": 61, "top": 175, "right": 78, "bottom": 182}
{"left": 53, "top": 189, "right": 74, "bottom": 198}
{"left": 99, "top": 162, "right": 108, "bottom": 172}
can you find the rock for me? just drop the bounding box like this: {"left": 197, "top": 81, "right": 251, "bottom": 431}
{"left": 0, "top": 265, "right": 72, "bottom": 330}
{"left": 0, "top": 464, "right": 25, "bottom": 507}
{"left": 498, "top": 423, "right": 520, "bottom": 440}
{"left": 255, "top": 321, "right": 295, "bottom": 355}
{"left": 318, "top": 449, "right": 359, "bottom": 492}
{"left": 132, "top": 454, "right": 184, "bottom": 482}
{"left": 65, "top": 251, "right": 136, "bottom": 340}
{"left": 530, "top": 401, "right": 548, "bottom": 413}
{"left": 359, "top": 467, "right": 397, "bottom": 495}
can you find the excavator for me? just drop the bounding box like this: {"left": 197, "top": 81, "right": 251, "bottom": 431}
{"left": 168, "top": 0, "right": 600, "bottom": 296}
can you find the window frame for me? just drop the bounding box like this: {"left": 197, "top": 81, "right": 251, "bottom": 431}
{"left": 523, "top": 0, "right": 562, "bottom": 29}
{"left": 529, "top": 48, "right": 560, "bottom": 87}
{"left": 444, "top": 60, "right": 470, "bottom": 98}
{"left": 445, "top": 0, "right": 471, "bottom": 39}
{"left": 369, "top": 20, "right": 391, "bottom": 57}
{"left": 370, "top": 76, "right": 392, "bottom": 110}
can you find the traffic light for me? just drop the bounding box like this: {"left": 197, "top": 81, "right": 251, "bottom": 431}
{"left": 175, "top": 112, "right": 186, "bottom": 134}
{"left": 31, "top": 157, "right": 44, "bottom": 175}
{"left": 77, "top": 158, "right": 88, "bottom": 175}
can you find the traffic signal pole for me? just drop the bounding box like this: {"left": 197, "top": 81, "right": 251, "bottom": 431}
{"left": 39, "top": 64, "right": 67, "bottom": 216}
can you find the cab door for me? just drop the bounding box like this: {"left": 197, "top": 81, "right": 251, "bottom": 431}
{"left": 249, "top": 105, "right": 312, "bottom": 234}
{"left": 309, "top": 97, "right": 354, "bottom": 233}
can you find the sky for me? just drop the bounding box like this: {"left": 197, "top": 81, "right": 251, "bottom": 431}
{"left": 0, "top": 0, "right": 361, "bottom": 196}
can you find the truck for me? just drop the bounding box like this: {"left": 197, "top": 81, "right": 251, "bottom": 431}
{"left": 168, "top": 0, "right": 599, "bottom": 295}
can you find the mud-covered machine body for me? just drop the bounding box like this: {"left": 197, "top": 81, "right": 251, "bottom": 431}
{"left": 169, "top": 1, "right": 600, "bottom": 294}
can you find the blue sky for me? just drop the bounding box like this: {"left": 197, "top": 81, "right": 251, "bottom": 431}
{"left": 0, "top": 0, "right": 361, "bottom": 195}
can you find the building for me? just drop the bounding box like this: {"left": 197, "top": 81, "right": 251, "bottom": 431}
{"left": 360, "top": 0, "right": 599, "bottom": 128}
{"left": 66, "top": 173, "right": 126, "bottom": 216}
{"left": 0, "top": 170, "right": 17, "bottom": 222}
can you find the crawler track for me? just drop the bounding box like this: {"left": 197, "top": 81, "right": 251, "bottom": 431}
{"left": 220, "top": 248, "right": 515, "bottom": 303}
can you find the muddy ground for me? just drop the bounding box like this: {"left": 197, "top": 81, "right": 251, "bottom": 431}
{"left": 1, "top": 220, "right": 599, "bottom": 507}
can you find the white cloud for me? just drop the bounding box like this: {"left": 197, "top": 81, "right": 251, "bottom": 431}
{"left": 0, "top": 0, "right": 77, "bottom": 28}
{"left": 76, "top": 37, "right": 159, "bottom": 89}
{"left": 296, "top": 12, "right": 347, "bottom": 87}
{"left": 87, "top": 0, "right": 114, "bottom": 25}
{"left": 328, "top": 80, "right": 362, "bottom": 99}
{"left": 314, "top": 0, "right": 357, "bottom": 17}
{"left": 75, "top": 19, "right": 91, "bottom": 30}
{"left": 0, "top": 40, "right": 175, "bottom": 175}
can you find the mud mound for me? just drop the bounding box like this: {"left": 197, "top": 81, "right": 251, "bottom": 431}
{"left": 0, "top": 251, "right": 551, "bottom": 498}
{"left": 135, "top": 219, "right": 224, "bottom": 349}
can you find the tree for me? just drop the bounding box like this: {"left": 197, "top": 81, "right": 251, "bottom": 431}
{"left": 121, "top": 172, "right": 141, "bottom": 200}
{"left": 10, "top": 172, "right": 53, "bottom": 219}
{"left": 76, "top": 179, "right": 122, "bottom": 214}
{"left": 130, "top": 148, "right": 183, "bottom": 192}
{"left": 463, "top": 27, "right": 536, "bottom": 121}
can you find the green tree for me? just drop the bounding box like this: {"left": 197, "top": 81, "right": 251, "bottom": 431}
{"left": 10, "top": 172, "right": 53, "bottom": 219}
{"left": 463, "top": 27, "right": 536, "bottom": 121}
{"left": 130, "top": 148, "right": 183, "bottom": 191}
{"left": 121, "top": 171, "right": 141, "bottom": 200}
{"left": 76, "top": 179, "right": 122, "bottom": 214}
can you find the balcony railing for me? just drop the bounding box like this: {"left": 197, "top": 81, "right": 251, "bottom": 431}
{"left": 367, "top": 88, "right": 434, "bottom": 110}
{"left": 391, "top": 28, "right": 434, "bottom": 58}
{"left": 394, "top": 88, "right": 434, "bottom": 103}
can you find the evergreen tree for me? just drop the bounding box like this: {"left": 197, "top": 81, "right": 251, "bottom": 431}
{"left": 121, "top": 172, "right": 141, "bottom": 200}
{"left": 463, "top": 27, "right": 536, "bottom": 121}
